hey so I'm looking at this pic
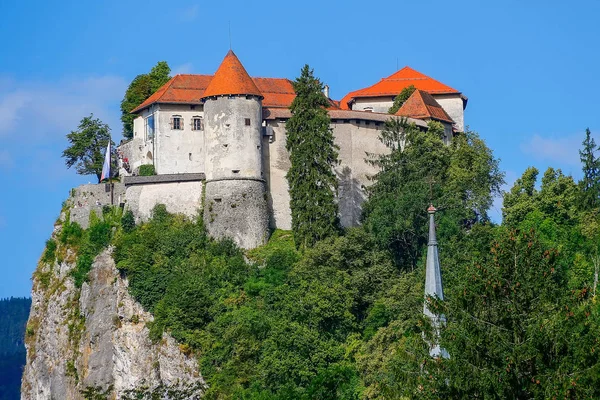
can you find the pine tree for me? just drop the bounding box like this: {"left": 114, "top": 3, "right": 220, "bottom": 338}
{"left": 579, "top": 128, "right": 600, "bottom": 210}
{"left": 286, "top": 65, "right": 340, "bottom": 249}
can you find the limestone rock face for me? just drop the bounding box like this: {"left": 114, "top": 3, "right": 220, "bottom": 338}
{"left": 21, "top": 248, "right": 205, "bottom": 400}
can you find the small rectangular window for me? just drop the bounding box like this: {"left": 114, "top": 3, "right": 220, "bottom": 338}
{"left": 245, "top": 118, "right": 251, "bottom": 126}
{"left": 192, "top": 117, "right": 203, "bottom": 131}
{"left": 171, "top": 115, "right": 182, "bottom": 130}
{"left": 145, "top": 115, "right": 155, "bottom": 140}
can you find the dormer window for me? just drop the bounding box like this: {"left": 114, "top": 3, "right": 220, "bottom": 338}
{"left": 192, "top": 116, "right": 204, "bottom": 131}
{"left": 171, "top": 115, "right": 183, "bottom": 130}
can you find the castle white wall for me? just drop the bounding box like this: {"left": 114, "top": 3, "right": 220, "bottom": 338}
{"left": 262, "top": 120, "right": 292, "bottom": 230}
{"left": 203, "top": 96, "right": 263, "bottom": 180}
{"left": 154, "top": 104, "right": 205, "bottom": 174}
{"left": 262, "top": 119, "right": 389, "bottom": 230}
{"left": 351, "top": 97, "right": 394, "bottom": 113}
{"left": 432, "top": 94, "right": 464, "bottom": 131}
{"left": 125, "top": 181, "right": 203, "bottom": 222}
{"left": 332, "top": 120, "right": 389, "bottom": 227}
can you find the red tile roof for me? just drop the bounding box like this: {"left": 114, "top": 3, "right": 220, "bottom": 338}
{"left": 395, "top": 89, "right": 454, "bottom": 123}
{"left": 131, "top": 74, "right": 339, "bottom": 113}
{"left": 201, "top": 50, "right": 262, "bottom": 99}
{"left": 132, "top": 74, "right": 300, "bottom": 113}
{"left": 339, "top": 66, "right": 460, "bottom": 110}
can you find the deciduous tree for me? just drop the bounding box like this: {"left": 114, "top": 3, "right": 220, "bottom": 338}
{"left": 120, "top": 61, "right": 171, "bottom": 139}
{"left": 62, "top": 114, "right": 115, "bottom": 182}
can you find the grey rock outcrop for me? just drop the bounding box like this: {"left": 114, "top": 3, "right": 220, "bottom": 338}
{"left": 21, "top": 247, "right": 205, "bottom": 399}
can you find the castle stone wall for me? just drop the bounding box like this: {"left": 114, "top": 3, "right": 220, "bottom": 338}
{"left": 431, "top": 94, "right": 464, "bottom": 131}
{"left": 262, "top": 119, "right": 389, "bottom": 230}
{"left": 204, "top": 96, "right": 263, "bottom": 180}
{"left": 69, "top": 184, "right": 127, "bottom": 229}
{"left": 204, "top": 179, "right": 269, "bottom": 249}
{"left": 124, "top": 181, "right": 204, "bottom": 222}
{"left": 262, "top": 120, "right": 292, "bottom": 230}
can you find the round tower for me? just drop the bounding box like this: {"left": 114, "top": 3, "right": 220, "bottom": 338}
{"left": 201, "top": 50, "right": 269, "bottom": 249}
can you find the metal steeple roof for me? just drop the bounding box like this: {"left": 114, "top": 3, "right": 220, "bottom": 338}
{"left": 424, "top": 205, "right": 449, "bottom": 359}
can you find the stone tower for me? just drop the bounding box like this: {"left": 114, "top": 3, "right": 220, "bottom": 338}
{"left": 201, "top": 50, "right": 269, "bottom": 249}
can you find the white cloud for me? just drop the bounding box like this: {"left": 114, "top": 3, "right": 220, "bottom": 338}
{"left": 0, "top": 75, "right": 127, "bottom": 139}
{"left": 173, "top": 63, "right": 193, "bottom": 75}
{"left": 180, "top": 5, "right": 199, "bottom": 22}
{"left": 520, "top": 133, "right": 583, "bottom": 166}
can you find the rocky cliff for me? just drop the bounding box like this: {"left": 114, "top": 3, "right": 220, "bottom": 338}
{"left": 22, "top": 214, "right": 205, "bottom": 399}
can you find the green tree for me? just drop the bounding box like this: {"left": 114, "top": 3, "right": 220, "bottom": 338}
{"left": 397, "top": 228, "right": 600, "bottom": 399}
{"left": 62, "top": 114, "right": 115, "bottom": 182}
{"left": 286, "top": 65, "right": 340, "bottom": 249}
{"left": 388, "top": 85, "right": 416, "bottom": 114}
{"left": 579, "top": 128, "right": 600, "bottom": 210}
{"left": 363, "top": 120, "right": 503, "bottom": 268}
{"left": 120, "top": 61, "right": 171, "bottom": 139}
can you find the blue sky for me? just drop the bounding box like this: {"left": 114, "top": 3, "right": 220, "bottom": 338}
{"left": 0, "top": 0, "right": 598, "bottom": 298}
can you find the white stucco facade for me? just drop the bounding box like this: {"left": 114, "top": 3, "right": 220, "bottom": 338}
{"left": 431, "top": 94, "right": 465, "bottom": 132}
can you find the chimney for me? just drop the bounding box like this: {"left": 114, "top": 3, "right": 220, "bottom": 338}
{"left": 323, "top": 84, "right": 330, "bottom": 99}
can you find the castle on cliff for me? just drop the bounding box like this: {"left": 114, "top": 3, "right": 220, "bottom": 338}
{"left": 107, "top": 50, "right": 467, "bottom": 249}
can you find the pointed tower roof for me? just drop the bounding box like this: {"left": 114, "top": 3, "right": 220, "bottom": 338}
{"left": 424, "top": 205, "right": 449, "bottom": 359}
{"left": 396, "top": 89, "right": 454, "bottom": 124}
{"left": 201, "top": 50, "right": 263, "bottom": 99}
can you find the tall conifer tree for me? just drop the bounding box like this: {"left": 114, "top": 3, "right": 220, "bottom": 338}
{"left": 579, "top": 128, "right": 600, "bottom": 210}
{"left": 286, "top": 65, "right": 340, "bottom": 249}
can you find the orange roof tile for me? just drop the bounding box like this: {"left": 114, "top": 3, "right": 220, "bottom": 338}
{"left": 395, "top": 89, "right": 454, "bottom": 123}
{"left": 201, "top": 50, "right": 262, "bottom": 99}
{"left": 339, "top": 66, "right": 460, "bottom": 110}
{"left": 131, "top": 75, "right": 297, "bottom": 113}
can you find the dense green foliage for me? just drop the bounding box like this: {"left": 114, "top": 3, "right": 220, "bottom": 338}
{"left": 120, "top": 61, "right": 171, "bottom": 139}
{"left": 388, "top": 85, "right": 416, "bottom": 114}
{"left": 62, "top": 114, "right": 116, "bottom": 182}
{"left": 286, "top": 65, "right": 340, "bottom": 249}
{"left": 0, "top": 297, "right": 31, "bottom": 400}
{"left": 138, "top": 164, "right": 156, "bottom": 176}
{"left": 363, "top": 118, "right": 504, "bottom": 268}
{"left": 60, "top": 207, "right": 122, "bottom": 288}
{"left": 52, "top": 119, "right": 600, "bottom": 398}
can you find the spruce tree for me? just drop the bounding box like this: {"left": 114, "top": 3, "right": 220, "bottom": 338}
{"left": 286, "top": 65, "right": 340, "bottom": 249}
{"left": 579, "top": 128, "right": 600, "bottom": 210}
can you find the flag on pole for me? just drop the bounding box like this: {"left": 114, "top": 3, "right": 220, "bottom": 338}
{"left": 100, "top": 138, "right": 111, "bottom": 182}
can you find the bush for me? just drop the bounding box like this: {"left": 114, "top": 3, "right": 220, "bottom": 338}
{"left": 121, "top": 210, "right": 136, "bottom": 233}
{"left": 41, "top": 239, "right": 57, "bottom": 264}
{"left": 139, "top": 164, "right": 156, "bottom": 176}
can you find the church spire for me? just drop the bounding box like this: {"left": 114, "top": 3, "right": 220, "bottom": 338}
{"left": 424, "top": 204, "right": 449, "bottom": 358}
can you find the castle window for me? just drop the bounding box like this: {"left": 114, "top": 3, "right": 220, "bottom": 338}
{"left": 144, "top": 115, "right": 155, "bottom": 141}
{"left": 171, "top": 115, "right": 183, "bottom": 130}
{"left": 245, "top": 118, "right": 251, "bottom": 126}
{"left": 192, "top": 116, "right": 204, "bottom": 131}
